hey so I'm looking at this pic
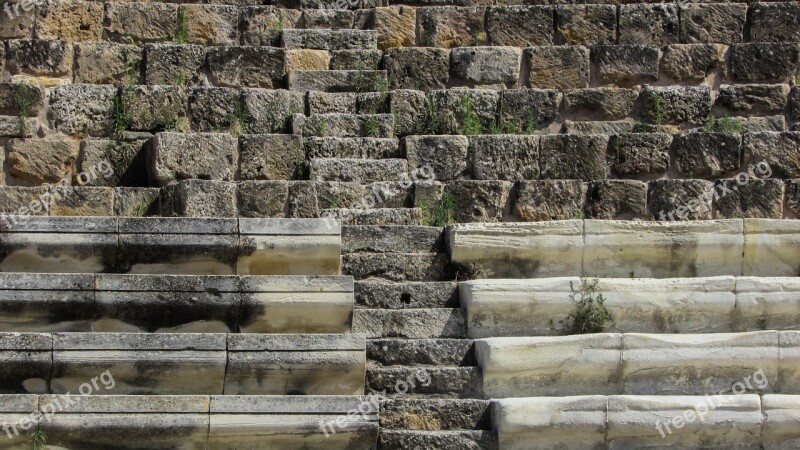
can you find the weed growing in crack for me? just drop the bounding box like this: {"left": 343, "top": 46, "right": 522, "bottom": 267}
{"left": 560, "top": 278, "right": 614, "bottom": 334}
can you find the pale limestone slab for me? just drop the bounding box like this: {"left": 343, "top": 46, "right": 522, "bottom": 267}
{"left": 494, "top": 396, "right": 607, "bottom": 450}
{"left": 447, "top": 221, "right": 584, "bottom": 278}
{"left": 0, "top": 333, "right": 52, "bottom": 394}
{"left": 584, "top": 220, "right": 744, "bottom": 278}
{"left": 607, "top": 395, "right": 762, "bottom": 449}
{"left": 0, "top": 273, "right": 95, "bottom": 332}
{"left": 0, "top": 394, "right": 38, "bottom": 449}
{"left": 475, "top": 334, "right": 623, "bottom": 398}
{"left": 238, "top": 219, "right": 342, "bottom": 275}
{"left": 743, "top": 219, "right": 800, "bottom": 276}
{"left": 762, "top": 395, "right": 800, "bottom": 449}
{"left": 622, "top": 332, "right": 779, "bottom": 395}
{"left": 780, "top": 331, "right": 800, "bottom": 393}
{"left": 735, "top": 277, "right": 800, "bottom": 331}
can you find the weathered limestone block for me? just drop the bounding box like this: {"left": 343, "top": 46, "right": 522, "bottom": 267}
{"left": 381, "top": 398, "right": 488, "bottom": 430}
{"left": 292, "top": 113, "right": 393, "bottom": 138}
{"left": 239, "top": 134, "right": 304, "bottom": 181}
{"left": 445, "top": 181, "right": 512, "bottom": 223}
{"left": 78, "top": 139, "right": 148, "bottom": 188}
{"left": 732, "top": 43, "right": 800, "bottom": 83}
{"left": 735, "top": 277, "right": 800, "bottom": 331}
{"left": 0, "top": 333, "right": 52, "bottom": 394}
{"left": 367, "top": 338, "right": 467, "bottom": 366}
{"left": 105, "top": 2, "right": 177, "bottom": 44}
{"left": 673, "top": 132, "right": 741, "bottom": 177}
{"left": 330, "top": 49, "right": 382, "bottom": 71}
{"left": 282, "top": 29, "right": 377, "bottom": 50}
{"left": 487, "top": 6, "right": 552, "bottom": 47}
{"left": 469, "top": 135, "right": 538, "bottom": 181}
{"left": 592, "top": 45, "right": 660, "bottom": 87}
{"left": 51, "top": 333, "right": 226, "bottom": 395}
{"left": 41, "top": 395, "right": 210, "bottom": 450}
{"left": 323, "top": 208, "right": 422, "bottom": 226}
{"left": 288, "top": 70, "right": 387, "bottom": 92}
{"left": 451, "top": 47, "right": 522, "bottom": 84}
{"left": 540, "top": 134, "right": 608, "bottom": 181}
{"left": 310, "top": 158, "right": 408, "bottom": 183}
{"left": 429, "top": 89, "right": 499, "bottom": 135}
{"left": 207, "top": 47, "right": 285, "bottom": 89}
{"left": 0, "top": 273, "right": 93, "bottom": 332}
{"left": 160, "top": 180, "right": 237, "bottom": 217}
{"left": 762, "top": 395, "right": 800, "bottom": 449}
{"left": 345, "top": 225, "right": 443, "bottom": 254}
{"left": 122, "top": 85, "right": 188, "bottom": 132}
{"left": 476, "top": 334, "right": 623, "bottom": 397}
{"left": 716, "top": 85, "right": 789, "bottom": 120}
{"left": 0, "top": 217, "right": 118, "bottom": 273}
{"left": 494, "top": 396, "right": 607, "bottom": 450}
{"left": 308, "top": 92, "right": 357, "bottom": 114}
{"left": 302, "top": 9, "right": 353, "bottom": 29}
{"left": 743, "top": 132, "right": 800, "bottom": 177}
{"left": 6, "top": 39, "right": 72, "bottom": 78}
{"left": 240, "top": 276, "right": 353, "bottom": 333}
{"left": 526, "top": 46, "right": 589, "bottom": 89}
{"left": 736, "top": 115, "right": 788, "bottom": 132}
{"left": 182, "top": 4, "right": 238, "bottom": 46}
{"left": 743, "top": 219, "right": 800, "bottom": 276}
{"left": 6, "top": 137, "right": 79, "bottom": 185}
{"left": 584, "top": 180, "right": 647, "bottom": 220}
{"left": 0, "top": 186, "right": 50, "bottom": 219}
{"left": 563, "top": 88, "right": 638, "bottom": 121}
{"left": 564, "top": 120, "right": 634, "bottom": 135}
{"left": 118, "top": 217, "right": 238, "bottom": 275}
{"left": 352, "top": 308, "right": 465, "bottom": 339}
{"left": 384, "top": 48, "right": 449, "bottom": 91}
{"left": 641, "top": 86, "right": 712, "bottom": 125}
{"left": 514, "top": 180, "right": 586, "bottom": 221}
{"left": 679, "top": 3, "right": 746, "bottom": 44}
{"left": 0, "top": 83, "right": 44, "bottom": 116}
{"left": 500, "top": 89, "right": 560, "bottom": 131}
{"left": 555, "top": 5, "right": 615, "bottom": 46}
{"left": 622, "top": 332, "right": 779, "bottom": 395}
{"left": 237, "top": 218, "right": 342, "bottom": 276}
{"left": 148, "top": 132, "right": 237, "bottom": 186}
{"left": 240, "top": 6, "right": 301, "bottom": 46}
{"left": 367, "top": 365, "right": 480, "bottom": 397}
{"left": 607, "top": 395, "right": 762, "bottom": 449}
{"left": 416, "top": 6, "right": 485, "bottom": 48}
{"left": 0, "top": 1, "right": 35, "bottom": 39}
{"left": 0, "top": 395, "right": 38, "bottom": 448}
{"left": 788, "top": 179, "right": 800, "bottom": 216}
{"left": 285, "top": 49, "right": 329, "bottom": 71}
{"left": 619, "top": 4, "right": 679, "bottom": 46}
{"left": 661, "top": 44, "right": 727, "bottom": 82}
{"left": 243, "top": 89, "right": 304, "bottom": 134}
{"left": 584, "top": 220, "right": 743, "bottom": 277}
{"left": 389, "top": 90, "right": 426, "bottom": 136}
{"left": 448, "top": 220, "right": 584, "bottom": 277}
{"left": 208, "top": 396, "right": 378, "bottom": 450}
{"left": 144, "top": 44, "right": 206, "bottom": 86}
{"left": 48, "top": 84, "right": 115, "bottom": 137}
{"left": 342, "top": 252, "right": 448, "bottom": 282}
{"left": 48, "top": 186, "right": 114, "bottom": 217}
{"left": 306, "top": 137, "right": 400, "bottom": 159}
{"left": 750, "top": 2, "right": 800, "bottom": 43}
{"left": 74, "top": 42, "right": 140, "bottom": 85}
{"left": 36, "top": 0, "right": 103, "bottom": 42}
{"left": 715, "top": 179, "right": 784, "bottom": 219}
{"left": 114, "top": 187, "right": 159, "bottom": 217}
{"left": 782, "top": 331, "right": 800, "bottom": 392}
{"left": 237, "top": 181, "right": 288, "bottom": 218}
{"left": 224, "top": 334, "right": 366, "bottom": 395}
{"left": 374, "top": 6, "right": 415, "bottom": 49}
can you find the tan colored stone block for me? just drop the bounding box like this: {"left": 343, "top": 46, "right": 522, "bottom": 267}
{"left": 285, "top": 49, "right": 330, "bottom": 71}
{"left": 375, "top": 6, "right": 416, "bottom": 50}
{"left": 6, "top": 138, "right": 79, "bottom": 185}
{"left": 182, "top": 4, "right": 238, "bottom": 46}
{"left": 36, "top": 0, "right": 104, "bottom": 42}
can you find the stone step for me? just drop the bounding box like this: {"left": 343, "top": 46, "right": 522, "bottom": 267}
{"left": 343, "top": 252, "right": 450, "bottom": 282}
{"left": 495, "top": 395, "right": 800, "bottom": 450}
{"left": 293, "top": 113, "right": 394, "bottom": 138}
{"left": 448, "top": 219, "right": 800, "bottom": 278}
{"left": 379, "top": 430, "right": 495, "bottom": 450}
{"left": 460, "top": 276, "right": 800, "bottom": 338}
{"left": 310, "top": 158, "right": 409, "bottom": 183}
{"left": 0, "top": 273, "right": 353, "bottom": 333}
{"left": 344, "top": 225, "right": 445, "bottom": 254}
{"left": 0, "top": 394, "right": 378, "bottom": 449}
{"left": 282, "top": 29, "right": 378, "bottom": 50}
{"left": 367, "top": 367, "right": 482, "bottom": 399}
{"left": 355, "top": 281, "right": 458, "bottom": 309}
{"left": 0, "top": 216, "right": 341, "bottom": 275}
{"left": 381, "top": 398, "right": 491, "bottom": 430}
{"left": 354, "top": 309, "right": 466, "bottom": 339}
{"left": 321, "top": 208, "right": 423, "bottom": 226}
{"left": 289, "top": 70, "right": 389, "bottom": 92}
{"left": 368, "top": 339, "right": 474, "bottom": 367}
{"left": 305, "top": 137, "right": 402, "bottom": 159}
{"left": 475, "top": 331, "right": 798, "bottom": 398}
{"left": 1, "top": 332, "right": 366, "bottom": 396}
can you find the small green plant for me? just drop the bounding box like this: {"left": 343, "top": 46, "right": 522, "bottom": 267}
{"left": 414, "top": 93, "right": 442, "bottom": 135}
{"left": 631, "top": 120, "right": 657, "bottom": 133}
{"left": 364, "top": 115, "right": 379, "bottom": 137}
{"left": 227, "top": 97, "right": 249, "bottom": 136}
{"left": 419, "top": 191, "right": 455, "bottom": 227}
{"left": 171, "top": 69, "right": 186, "bottom": 87}
{"left": 12, "top": 82, "right": 36, "bottom": 139}
{"left": 560, "top": 278, "right": 614, "bottom": 334}
{"left": 292, "top": 152, "right": 306, "bottom": 179}
{"left": 705, "top": 113, "right": 743, "bottom": 133}
{"left": 273, "top": 10, "right": 284, "bottom": 32}
{"left": 29, "top": 427, "right": 46, "bottom": 450}
{"left": 469, "top": 30, "right": 482, "bottom": 46}
{"left": 651, "top": 92, "right": 664, "bottom": 126}
{"left": 111, "top": 92, "right": 129, "bottom": 139}
{"left": 756, "top": 317, "right": 768, "bottom": 330}
{"left": 460, "top": 95, "right": 482, "bottom": 135}
{"left": 316, "top": 119, "right": 328, "bottom": 137}
{"left": 175, "top": 5, "right": 188, "bottom": 44}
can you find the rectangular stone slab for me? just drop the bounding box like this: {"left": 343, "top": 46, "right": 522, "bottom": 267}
{"left": 238, "top": 218, "right": 342, "bottom": 275}
{"left": 94, "top": 274, "right": 240, "bottom": 333}
{"left": 475, "top": 334, "right": 623, "bottom": 398}
{"left": 607, "top": 395, "right": 762, "bottom": 449}
{"left": 0, "top": 333, "right": 52, "bottom": 394}
{"left": 735, "top": 277, "right": 800, "bottom": 330}
{"left": 208, "top": 395, "right": 379, "bottom": 450}
{"left": 781, "top": 331, "right": 800, "bottom": 393}
{"left": 622, "top": 331, "right": 779, "bottom": 395}
{"left": 494, "top": 396, "right": 607, "bottom": 450}
{"left": 447, "top": 221, "right": 584, "bottom": 278}
{"left": 762, "top": 395, "right": 800, "bottom": 449}
{"left": 584, "top": 220, "right": 744, "bottom": 278}
{"left": 225, "top": 334, "right": 366, "bottom": 395}
{"left": 239, "top": 275, "right": 354, "bottom": 333}
{"left": 0, "top": 217, "right": 118, "bottom": 273}
{"left": 51, "top": 333, "right": 226, "bottom": 395}
{"left": 0, "top": 274, "right": 94, "bottom": 332}
{"left": 0, "top": 394, "right": 38, "bottom": 449}
{"left": 743, "top": 219, "right": 800, "bottom": 276}
{"left": 38, "top": 395, "right": 209, "bottom": 450}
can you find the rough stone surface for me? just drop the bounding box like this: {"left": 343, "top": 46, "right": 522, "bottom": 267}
{"left": 539, "top": 134, "right": 608, "bottom": 181}
{"left": 641, "top": 86, "right": 712, "bottom": 125}
{"left": 237, "top": 181, "right": 288, "bottom": 218}
{"left": 673, "top": 132, "right": 742, "bottom": 177}
{"left": 148, "top": 132, "right": 238, "bottom": 186}
{"left": 743, "top": 132, "right": 800, "bottom": 178}
{"left": 732, "top": 43, "right": 800, "bottom": 83}
{"left": 680, "top": 3, "right": 746, "bottom": 44}
{"left": 416, "top": 7, "right": 485, "bottom": 48}
{"left": 469, "top": 135, "right": 539, "bottom": 181}
{"left": 240, "top": 7, "right": 301, "bottom": 47}
{"left": 113, "top": 187, "right": 160, "bottom": 216}
{"left": 144, "top": 44, "right": 207, "bottom": 86}
{"left": 487, "top": 6, "right": 553, "bottom": 47}
{"left": 6, "top": 138, "right": 79, "bottom": 185}
{"left": 74, "top": 42, "right": 141, "bottom": 85}
{"left": 429, "top": 89, "right": 499, "bottom": 135}
{"left": 243, "top": 89, "right": 305, "bottom": 134}
{"left": 514, "top": 180, "right": 586, "bottom": 222}
{"left": 182, "top": 4, "right": 238, "bottom": 46}
{"left": 48, "top": 84, "right": 116, "bottom": 137}
{"left": 78, "top": 139, "right": 148, "bottom": 188}
{"left": 374, "top": 6, "right": 416, "bottom": 50}
{"left": 207, "top": 47, "right": 285, "bottom": 89}
{"left": 716, "top": 84, "right": 790, "bottom": 117}
{"left": 750, "top": 2, "right": 800, "bottom": 43}
{"left": 451, "top": 47, "right": 521, "bottom": 84}
{"left": 563, "top": 88, "right": 639, "bottom": 121}
{"left": 285, "top": 49, "right": 330, "bottom": 71}
{"left": 584, "top": 180, "right": 648, "bottom": 220}
{"left": 6, "top": 39, "right": 73, "bottom": 78}
{"left": 161, "top": 180, "right": 237, "bottom": 217}
{"left": 405, "top": 135, "right": 469, "bottom": 182}
{"left": 446, "top": 181, "right": 512, "bottom": 223}
{"left": 648, "top": 179, "right": 715, "bottom": 220}
{"left": 527, "top": 46, "right": 589, "bottom": 90}
{"left": 592, "top": 45, "right": 660, "bottom": 87}
{"left": 619, "top": 4, "right": 679, "bottom": 46}
{"left": 36, "top": 0, "right": 104, "bottom": 42}
{"left": 555, "top": 5, "right": 615, "bottom": 46}
{"left": 381, "top": 399, "right": 490, "bottom": 430}
{"left": 660, "top": 44, "right": 727, "bottom": 82}
{"left": 105, "top": 3, "right": 177, "bottom": 44}
{"left": 384, "top": 48, "right": 449, "bottom": 91}
{"left": 715, "top": 179, "right": 784, "bottom": 219}
{"left": 608, "top": 133, "right": 672, "bottom": 177}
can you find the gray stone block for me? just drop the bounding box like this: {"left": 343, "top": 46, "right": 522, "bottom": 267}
{"left": 732, "top": 43, "right": 800, "bottom": 83}
{"left": 585, "top": 180, "right": 648, "bottom": 220}
{"left": 288, "top": 70, "right": 387, "bottom": 92}
{"left": 679, "top": 3, "right": 746, "bottom": 44}
{"left": 207, "top": 46, "right": 285, "bottom": 89}
{"left": 608, "top": 132, "right": 672, "bottom": 178}
{"left": 384, "top": 48, "right": 449, "bottom": 91}
{"left": 160, "top": 180, "right": 237, "bottom": 217}
{"left": 0, "top": 333, "right": 52, "bottom": 394}
{"left": 368, "top": 338, "right": 471, "bottom": 367}
{"left": 743, "top": 132, "right": 800, "bottom": 178}
{"left": 591, "top": 45, "right": 660, "bottom": 87}
{"left": 148, "top": 132, "right": 238, "bottom": 186}
{"left": 237, "top": 180, "right": 288, "bottom": 218}
{"left": 648, "top": 180, "right": 715, "bottom": 220}
{"left": 555, "top": 5, "right": 616, "bottom": 45}
{"left": 539, "top": 134, "right": 608, "bottom": 181}
{"left": 342, "top": 252, "right": 449, "bottom": 281}
{"left": 469, "top": 135, "right": 539, "bottom": 181}
{"left": 356, "top": 281, "right": 456, "bottom": 309}
{"left": 673, "top": 132, "right": 742, "bottom": 178}
{"left": 405, "top": 135, "right": 469, "bottom": 182}
{"left": 526, "top": 45, "right": 589, "bottom": 89}
{"left": 450, "top": 47, "right": 522, "bottom": 84}
{"left": 48, "top": 84, "right": 116, "bottom": 137}
{"left": 353, "top": 308, "right": 465, "bottom": 339}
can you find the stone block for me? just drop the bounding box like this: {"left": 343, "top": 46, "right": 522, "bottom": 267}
{"left": 48, "top": 84, "right": 116, "bottom": 137}
{"left": 144, "top": 44, "right": 206, "bottom": 86}
{"left": 743, "top": 132, "right": 800, "bottom": 178}
{"left": 181, "top": 4, "right": 238, "bottom": 46}
{"left": 288, "top": 70, "right": 387, "bottom": 92}
{"left": 239, "top": 134, "right": 304, "bottom": 181}
{"left": 619, "top": 4, "right": 679, "bottom": 45}
{"left": 285, "top": 49, "right": 330, "bottom": 71}
{"left": 0, "top": 1, "right": 35, "bottom": 39}
{"left": 330, "top": 49, "right": 382, "bottom": 71}
{"left": 237, "top": 181, "right": 288, "bottom": 218}
{"left": 429, "top": 89, "right": 499, "bottom": 135}
{"left": 352, "top": 308, "right": 465, "bottom": 339}
{"left": 416, "top": 6, "right": 485, "bottom": 48}
{"left": 74, "top": 42, "right": 141, "bottom": 85}
{"left": 679, "top": 3, "right": 746, "bottom": 44}
{"left": 78, "top": 139, "right": 148, "bottom": 188}
{"left": 36, "top": 0, "right": 104, "bottom": 42}
{"left": 762, "top": 395, "right": 800, "bottom": 449}
{"left": 499, "top": 89, "right": 561, "bottom": 131}
{"left": 539, "top": 134, "right": 608, "bottom": 181}
{"left": 160, "top": 180, "right": 237, "bottom": 217}
{"left": 750, "top": 2, "right": 800, "bottom": 43}
{"left": 48, "top": 186, "right": 114, "bottom": 217}
{"left": 445, "top": 181, "right": 512, "bottom": 223}
{"left": 591, "top": 45, "right": 660, "bottom": 87}
{"left": 469, "top": 135, "right": 538, "bottom": 181}
{"left": 207, "top": 47, "right": 285, "bottom": 89}
{"left": 648, "top": 179, "right": 715, "bottom": 220}
{"left": 240, "top": 6, "right": 301, "bottom": 47}
{"left": 673, "top": 132, "right": 742, "bottom": 177}
{"left": 384, "top": 48, "right": 449, "bottom": 90}
{"left": 309, "top": 92, "right": 357, "bottom": 114}
{"left": 122, "top": 85, "right": 189, "bottom": 132}
{"left": 148, "top": 132, "right": 237, "bottom": 186}
{"left": 450, "top": 47, "right": 522, "bottom": 84}
{"left": 641, "top": 86, "right": 712, "bottom": 125}
{"left": 342, "top": 253, "right": 448, "bottom": 282}
{"left": 584, "top": 180, "right": 648, "bottom": 220}
{"left": 113, "top": 187, "right": 160, "bottom": 216}
{"left": 302, "top": 9, "right": 353, "bottom": 29}
{"left": 661, "top": 44, "right": 727, "bottom": 82}
{"left": 6, "top": 39, "right": 72, "bottom": 78}
{"left": 243, "top": 89, "right": 304, "bottom": 134}
{"left": 563, "top": 88, "right": 639, "bottom": 121}
{"left": 608, "top": 133, "right": 671, "bottom": 177}
{"left": 310, "top": 158, "right": 408, "bottom": 183}
{"left": 526, "top": 46, "right": 589, "bottom": 89}
{"left": 716, "top": 84, "right": 790, "bottom": 117}
{"left": 715, "top": 179, "right": 784, "bottom": 219}
{"left": 375, "top": 6, "right": 415, "bottom": 49}
{"left": 732, "top": 43, "right": 800, "bottom": 83}
{"left": 735, "top": 277, "right": 800, "bottom": 332}
{"left": 487, "top": 6, "right": 553, "bottom": 47}
{"left": 6, "top": 137, "right": 79, "bottom": 185}
{"left": 514, "top": 180, "right": 585, "bottom": 222}
{"left": 743, "top": 219, "right": 800, "bottom": 276}
{"left": 0, "top": 333, "right": 52, "bottom": 394}
{"left": 292, "top": 113, "right": 394, "bottom": 138}
{"left": 105, "top": 2, "right": 177, "bottom": 44}
{"left": 0, "top": 394, "right": 38, "bottom": 447}
{"left": 281, "top": 29, "right": 377, "bottom": 50}
{"left": 367, "top": 338, "right": 467, "bottom": 365}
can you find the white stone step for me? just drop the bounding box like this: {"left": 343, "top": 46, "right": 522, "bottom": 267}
{"left": 460, "top": 276, "right": 800, "bottom": 338}
{"left": 475, "top": 331, "right": 798, "bottom": 398}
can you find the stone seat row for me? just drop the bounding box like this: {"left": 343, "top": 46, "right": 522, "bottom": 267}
{"left": 476, "top": 330, "right": 800, "bottom": 398}
{"left": 0, "top": 273, "right": 353, "bottom": 333}
{"left": 0, "top": 332, "right": 366, "bottom": 396}
{"left": 0, "top": 394, "right": 378, "bottom": 449}
{"left": 0, "top": 216, "right": 341, "bottom": 275}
